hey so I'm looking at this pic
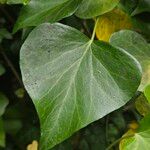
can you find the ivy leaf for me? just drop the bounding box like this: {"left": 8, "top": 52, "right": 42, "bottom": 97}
{"left": 0, "top": 93, "right": 9, "bottom": 117}
{"left": 20, "top": 23, "right": 141, "bottom": 149}
{"left": 75, "top": 0, "right": 119, "bottom": 19}
{"left": 110, "top": 30, "right": 150, "bottom": 91}
{"left": 96, "top": 9, "right": 132, "bottom": 42}
{"left": 120, "top": 114, "right": 150, "bottom": 150}
{"left": 13, "top": 0, "right": 82, "bottom": 33}
{"left": 131, "top": 0, "right": 150, "bottom": 16}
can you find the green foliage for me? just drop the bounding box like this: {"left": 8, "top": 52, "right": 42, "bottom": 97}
{"left": 0, "top": 93, "right": 8, "bottom": 117}
{"left": 131, "top": 0, "right": 150, "bottom": 15}
{"left": 0, "top": 118, "right": 5, "bottom": 147}
{"left": 110, "top": 30, "right": 150, "bottom": 91}
{"left": 144, "top": 85, "right": 150, "bottom": 102}
{"left": 0, "top": 0, "right": 29, "bottom": 4}
{"left": 0, "top": 64, "right": 5, "bottom": 76}
{"left": 75, "top": 0, "right": 119, "bottom": 18}
{"left": 0, "top": 28, "right": 12, "bottom": 43}
{"left": 13, "top": 0, "right": 82, "bottom": 32}
{"left": 120, "top": 114, "right": 150, "bottom": 150}
{"left": 0, "top": 1, "right": 150, "bottom": 150}
{"left": 20, "top": 22, "right": 141, "bottom": 149}
{"left": 118, "top": 0, "right": 138, "bottom": 15}
{"left": 135, "top": 93, "right": 150, "bottom": 116}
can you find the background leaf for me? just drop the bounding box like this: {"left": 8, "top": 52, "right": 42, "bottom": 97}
{"left": 0, "top": 92, "right": 9, "bottom": 117}
{"left": 13, "top": 0, "right": 82, "bottom": 32}
{"left": 144, "top": 85, "right": 150, "bottom": 102}
{"left": 0, "top": 28, "right": 12, "bottom": 43}
{"left": 75, "top": 0, "right": 119, "bottom": 19}
{"left": 0, "top": 118, "right": 5, "bottom": 147}
{"left": 0, "top": 0, "right": 30, "bottom": 4}
{"left": 118, "top": 0, "right": 138, "bottom": 15}
{"left": 110, "top": 30, "right": 150, "bottom": 91}
{"left": 0, "top": 64, "right": 5, "bottom": 76}
{"left": 20, "top": 23, "right": 141, "bottom": 149}
{"left": 131, "top": 0, "right": 150, "bottom": 16}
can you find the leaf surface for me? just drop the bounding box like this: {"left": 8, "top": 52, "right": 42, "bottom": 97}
{"left": 75, "top": 0, "right": 119, "bottom": 19}
{"left": 110, "top": 30, "right": 150, "bottom": 91}
{"left": 20, "top": 23, "right": 141, "bottom": 149}
{"left": 13, "top": 0, "right": 81, "bottom": 32}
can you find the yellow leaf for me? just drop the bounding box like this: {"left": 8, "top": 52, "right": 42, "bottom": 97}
{"left": 27, "top": 140, "right": 38, "bottom": 150}
{"left": 96, "top": 9, "right": 132, "bottom": 42}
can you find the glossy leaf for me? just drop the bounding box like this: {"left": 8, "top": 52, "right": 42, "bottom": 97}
{"left": 120, "top": 114, "right": 150, "bottom": 150}
{"left": 20, "top": 23, "right": 141, "bottom": 149}
{"left": 96, "top": 9, "right": 132, "bottom": 42}
{"left": 13, "top": 0, "right": 81, "bottom": 32}
{"left": 0, "top": 93, "right": 9, "bottom": 117}
{"left": 110, "top": 30, "right": 150, "bottom": 91}
{"left": 75, "top": 0, "right": 119, "bottom": 19}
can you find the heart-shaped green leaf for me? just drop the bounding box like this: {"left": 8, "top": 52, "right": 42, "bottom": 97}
{"left": 120, "top": 114, "right": 150, "bottom": 150}
{"left": 75, "top": 0, "right": 119, "bottom": 19}
{"left": 13, "top": 0, "right": 81, "bottom": 33}
{"left": 20, "top": 23, "right": 141, "bottom": 149}
{"left": 110, "top": 30, "right": 150, "bottom": 91}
